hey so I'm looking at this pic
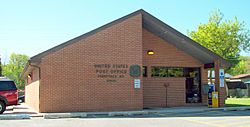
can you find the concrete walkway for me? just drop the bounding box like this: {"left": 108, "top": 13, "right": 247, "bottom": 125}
{"left": 43, "top": 106, "right": 250, "bottom": 119}
{"left": 144, "top": 106, "right": 250, "bottom": 113}
{"left": 1, "top": 103, "right": 40, "bottom": 120}
{"left": 1, "top": 104, "right": 250, "bottom": 120}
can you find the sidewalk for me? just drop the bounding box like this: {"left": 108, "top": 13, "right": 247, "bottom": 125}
{"left": 43, "top": 106, "right": 250, "bottom": 119}
{"left": 1, "top": 104, "right": 250, "bottom": 120}
{"left": 144, "top": 106, "right": 250, "bottom": 113}
{"left": 1, "top": 103, "right": 40, "bottom": 120}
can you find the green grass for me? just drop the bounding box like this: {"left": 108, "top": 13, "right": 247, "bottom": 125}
{"left": 225, "top": 98, "right": 250, "bottom": 107}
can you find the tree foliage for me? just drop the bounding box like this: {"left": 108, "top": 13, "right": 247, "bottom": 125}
{"left": 240, "top": 56, "right": 250, "bottom": 73}
{"left": 2, "top": 53, "right": 29, "bottom": 90}
{"left": 229, "top": 59, "right": 247, "bottom": 76}
{"left": 188, "top": 10, "right": 250, "bottom": 75}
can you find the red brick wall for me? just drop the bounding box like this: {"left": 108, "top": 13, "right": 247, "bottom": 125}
{"left": 219, "top": 86, "right": 226, "bottom": 107}
{"left": 143, "top": 78, "right": 186, "bottom": 107}
{"left": 201, "top": 67, "right": 209, "bottom": 105}
{"left": 38, "top": 14, "right": 143, "bottom": 113}
{"left": 142, "top": 29, "right": 206, "bottom": 108}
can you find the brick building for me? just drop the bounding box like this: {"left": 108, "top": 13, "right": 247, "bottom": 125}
{"left": 22, "top": 9, "right": 229, "bottom": 113}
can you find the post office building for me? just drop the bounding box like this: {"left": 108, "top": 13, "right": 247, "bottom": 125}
{"left": 22, "top": 9, "right": 229, "bottom": 113}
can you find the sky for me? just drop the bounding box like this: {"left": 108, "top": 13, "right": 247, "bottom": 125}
{"left": 0, "top": 0, "right": 250, "bottom": 63}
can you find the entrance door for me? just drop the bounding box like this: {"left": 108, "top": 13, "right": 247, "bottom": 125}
{"left": 184, "top": 68, "right": 201, "bottom": 103}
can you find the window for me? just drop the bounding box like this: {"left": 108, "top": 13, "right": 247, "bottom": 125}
{"left": 151, "top": 66, "right": 183, "bottom": 77}
{"left": 143, "top": 66, "right": 147, "bottom": 77}
{"left": 151, "top": 66, "right": 168, "bottom": 77}
{"left": 168, "top": 68, "right": 184, "bottom": 77}
{"left": 0, "top": 81, "right": 17, "bottom": 91}
{"left": 151, "top": 66, "right": 159, "bottom": 77}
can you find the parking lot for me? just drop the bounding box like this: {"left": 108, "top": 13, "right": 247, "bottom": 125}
{"left": 1, "top": 110, "right": 250, "bottom": 127}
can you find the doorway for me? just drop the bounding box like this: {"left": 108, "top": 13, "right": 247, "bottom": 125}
{"left": 184, "top": 68, "right": 201, "bottom": 103}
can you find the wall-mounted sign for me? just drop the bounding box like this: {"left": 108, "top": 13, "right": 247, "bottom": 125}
{"left": 134, "top": 79, "right": 140, "bottom": 89}
{"left": 204, "top": 63, "right": 215, "bottom": 69}
{"left": 94, "top": 64, "right": 128, "bottom": 82}
{"left": 219, "top": 69, "right": 224, "bottom": 87}
{"left": 94, "top": 64, "right": 142, "bottom": 82}
{"left": 129, "top": 65, "right": 141, "bottom": 77}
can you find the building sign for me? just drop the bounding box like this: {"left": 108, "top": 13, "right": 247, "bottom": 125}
{"left": 94, "top": 64, "right": 128, "bottom": 82}
{"left": 204, "top": 63, "right": 215, "bottom": 69}
{"left": 134, "top": 79, "right": 140, "bottom": 89}
{"left": 94, "top": 64, "right": 141, "bottom": 82}
{"left": 219, "top": 69, "right": 224, "bottom": 87}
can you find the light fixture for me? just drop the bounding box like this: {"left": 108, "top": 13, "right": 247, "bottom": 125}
{"left": 147, "top": 50, "right": 154, "bottom": 55}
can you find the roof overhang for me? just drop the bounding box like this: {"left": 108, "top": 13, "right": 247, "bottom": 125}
{"left": 141, "top": 10, "right": 230, "bottom": 67}
{"left": 20, "top": 60, "right": 40, "bottom": 79}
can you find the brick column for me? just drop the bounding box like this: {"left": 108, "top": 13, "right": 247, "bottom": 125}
{"left": 214, "top": 60, "right": 226, "bottom": 107}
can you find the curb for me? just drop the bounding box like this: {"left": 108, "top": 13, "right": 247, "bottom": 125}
{"left": 40, "top": 106, "right": 250, "bottom": 119}
{"left": 44, "top": 111, "right": 149, "bottom": 118}
{"left": 145, "top": 108, "right": 214, "bottom": 114}
{"left": 223, "top": 107, "right": 250, "bottom": 111}
{"left": 204, "top": 108, "right": 225, "bottom": 112}
{"left": 30, "top": 113, "right": 44, "bottom": 117}
{"left": 0, "top": 114, "right": 30, "bottom": 120}
{"left": 128, "top": 111, "right": 148, "bottom": 116}
{"left": 108, "top": 111, "right": 148, "bottom": 117}
{"left": 108, "top": 112, "right": 129, "bottom": 117}
{"left": 44, "top": 113, "right": 87, "bottom": 119}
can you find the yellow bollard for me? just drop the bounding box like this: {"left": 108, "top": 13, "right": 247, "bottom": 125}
{"left": 212, "top": 92, "right": 219, "bottom": 108}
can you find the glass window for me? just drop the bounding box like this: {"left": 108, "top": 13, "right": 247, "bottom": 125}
{"left": 151, "top": 66, "right": 184, "bottom": 77}
{"left": 151, "top": 66, "right": 168, "bottom": 77}
{"left": 151, "top": 66, "right": 160, "bottom": 77}
{"left": 168, "top": 68, "right": 184, "bottom": 77}
{"left": 0, "top": 81, "right": 17, "bottom": 91}
{"left": 159, "top": 67, "right": 168, "bottom": 77}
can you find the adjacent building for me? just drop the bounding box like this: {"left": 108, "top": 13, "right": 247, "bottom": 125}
{"left": 227, "top": 74, "right": 250, "bottom": 97}
{"left": 22, "top": 9, "right": 229, "bottom": 113}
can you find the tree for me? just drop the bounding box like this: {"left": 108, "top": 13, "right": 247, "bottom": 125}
{"left": 2, "top": 53, "right": 29, "bottom": 90}
{"left": 188, "top": 9, "right": 250, "bottom": 75}
{"left": 241, "top": 56, "right": 250, "bottom": 73}
{"left": 229, "top": 60, "right": 247, "bottom": 76}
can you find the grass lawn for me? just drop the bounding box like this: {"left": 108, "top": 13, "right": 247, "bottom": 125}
{"left": 225, "top": 98, "right": 250, "bottom": 107}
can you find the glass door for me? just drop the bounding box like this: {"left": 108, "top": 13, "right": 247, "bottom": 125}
{"left": 184, "top": 68, "right": 201, "bottom": 103}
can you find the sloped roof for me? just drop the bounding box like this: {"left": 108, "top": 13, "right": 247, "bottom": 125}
{"left": 141, "top": 10, "right": 229, "bottom": 66}
{"left": 231, "top": 74, "right": 250, "bottom": 79}
{"left": 22, "top": 9, "right": 230, "bottom": 77}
